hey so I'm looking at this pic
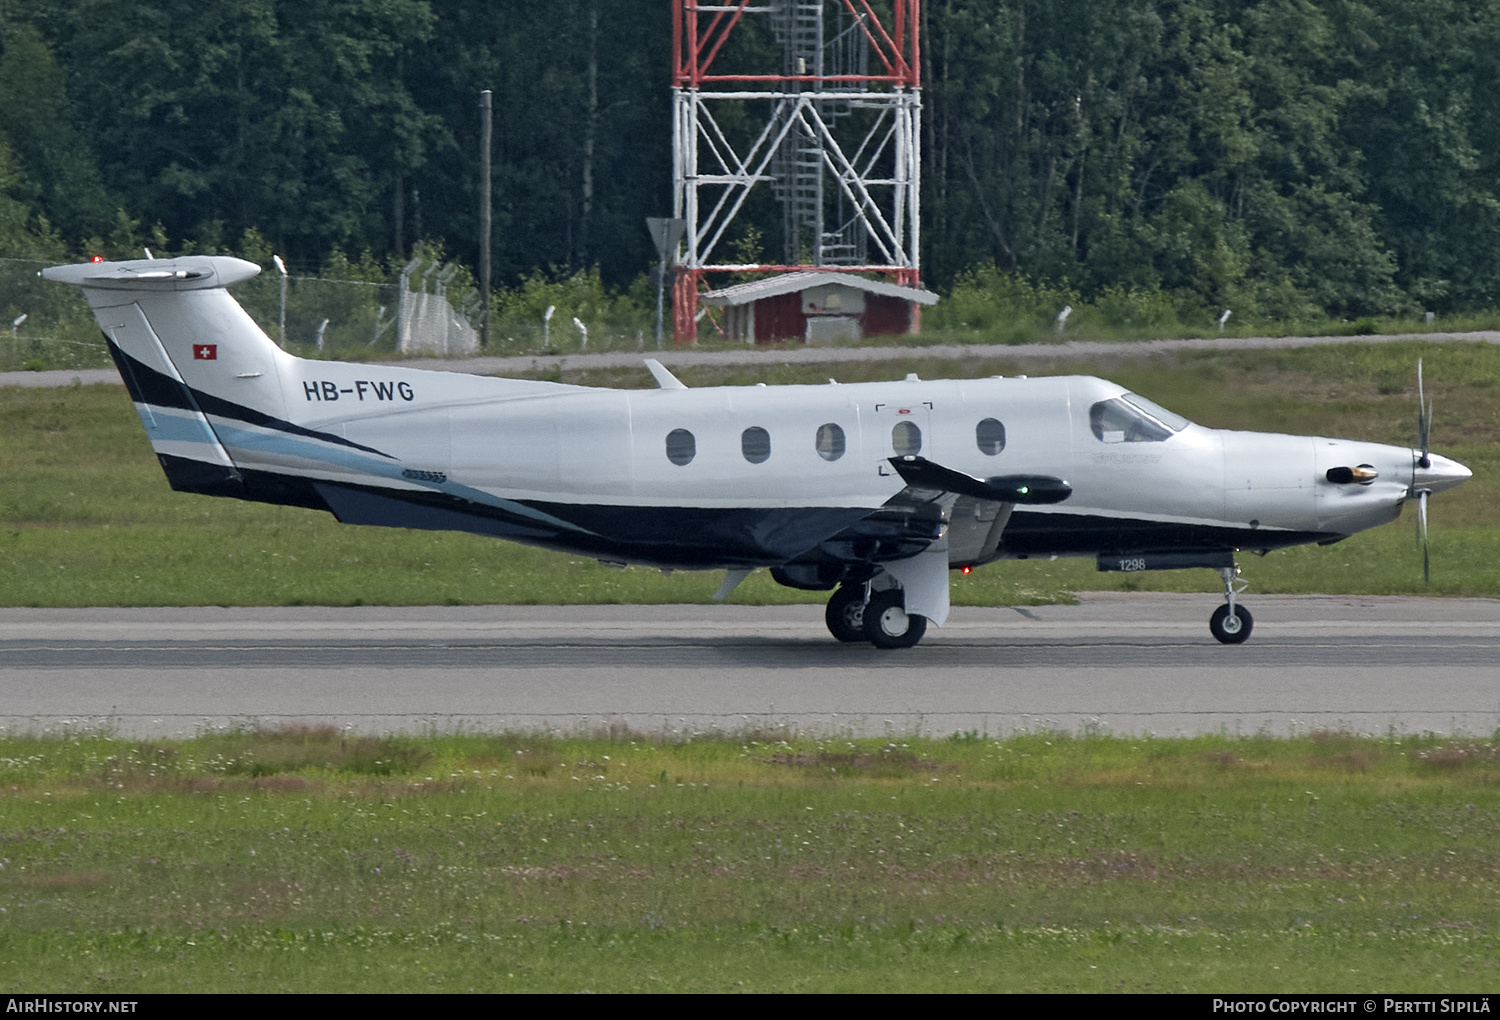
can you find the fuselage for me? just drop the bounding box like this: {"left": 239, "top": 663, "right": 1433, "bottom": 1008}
{"left": 214, "top": 354, "right": 1467, "bottom": 570}
{"left": 42, "top": 255, "right": 1469, "bottom": 577}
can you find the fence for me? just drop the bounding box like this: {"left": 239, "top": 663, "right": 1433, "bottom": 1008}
{"left": 0, "top": 257, "right": 110, "bottom": 371}
{"left": 1, "top": 255, "right": 658, "bottom": 373}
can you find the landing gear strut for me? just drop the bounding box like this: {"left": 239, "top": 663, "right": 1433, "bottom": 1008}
{"left": 1209, "top": 565, "right": 1253, "bottom": 644}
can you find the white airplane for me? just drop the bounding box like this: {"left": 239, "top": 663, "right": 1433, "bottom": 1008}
{"left": 43, "top": 255, "right": 1472, "bottom": 647}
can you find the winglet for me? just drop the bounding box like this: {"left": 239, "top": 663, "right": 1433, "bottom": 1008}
{"left": 644, "top": 358, "right": 687, "bottom": 390}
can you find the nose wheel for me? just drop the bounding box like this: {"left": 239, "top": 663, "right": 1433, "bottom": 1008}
{"left": 1210, "top": 565, "right": 1253, "bottom": 644}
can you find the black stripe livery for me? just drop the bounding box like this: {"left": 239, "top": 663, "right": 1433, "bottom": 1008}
{"left": 105, "top": 337, "right": 394, "bottom": 459}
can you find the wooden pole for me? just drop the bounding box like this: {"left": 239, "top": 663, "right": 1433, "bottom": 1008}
{"left": 479, "top": 89, "right": 493, "bottom": 349}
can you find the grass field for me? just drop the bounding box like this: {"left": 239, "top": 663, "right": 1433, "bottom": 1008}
{"left": 1, "top": 340, "right": 1495, "bottom": 606}
{"left": 2, "top": 728, "right": 1499, "bottom": 993}
{"left": 3, "top": 343, "right": 1497, "bottom": 992}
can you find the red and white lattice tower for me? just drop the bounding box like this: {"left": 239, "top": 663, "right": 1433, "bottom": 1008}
{"left": 671, "top": 1, "right": 922, "bottom": 342}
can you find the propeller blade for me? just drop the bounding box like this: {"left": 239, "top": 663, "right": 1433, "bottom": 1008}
{"left": 1418, "top": 488, "right": 1430, "bottom": 585}
{"left": 1417, "top": 358, "right": 1432, "bottom": 468}
{"left": 1424, "top": 393, "right": 1434, "bottom": 468}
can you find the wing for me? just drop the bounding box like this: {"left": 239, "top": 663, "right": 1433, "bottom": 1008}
{"left": 771, "top": 456, "right": 1071, "bottom": 589}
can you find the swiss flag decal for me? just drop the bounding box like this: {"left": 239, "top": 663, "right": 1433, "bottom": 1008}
{"left": 193, "top": 344, "right": 217, "bottom": 360}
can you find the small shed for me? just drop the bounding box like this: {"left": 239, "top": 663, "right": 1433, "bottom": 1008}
{"left": 699, "top": 271, "right": 939, "bottom": 344}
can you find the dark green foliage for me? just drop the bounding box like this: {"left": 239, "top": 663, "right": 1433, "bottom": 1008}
{"left": 18, "top": 0, "right": 439, "bottom": 267}
{"left": 921, "top": 0, "right": 1410, "bottom": 319}
{"left": 0, "top": 22, "right": 112, "bottom": 247}
{"left": 2, "top": 1, "right": 1499, "bottom": 317}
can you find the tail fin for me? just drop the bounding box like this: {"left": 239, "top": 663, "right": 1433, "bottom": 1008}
{"left": 42, "top": 256, "right": 293, "bottom": 497}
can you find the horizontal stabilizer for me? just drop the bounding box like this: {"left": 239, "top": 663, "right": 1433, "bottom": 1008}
{"left": 40, "top": 256, "right": 260, "bottom": 292}
{"left": 888, "top": 456, "right": 1071, "bottom": 504}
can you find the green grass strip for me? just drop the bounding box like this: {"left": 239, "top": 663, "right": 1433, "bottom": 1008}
{"left": 2, "top": 728, "right": 1498, "bottom": 992}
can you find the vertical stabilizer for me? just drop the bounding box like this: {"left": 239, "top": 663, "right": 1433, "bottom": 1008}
{"left": 102, "top": 300, "right": 241, "bottom": 492}
{"left": 41, "top": 256, "right": 290, "bottom": 496}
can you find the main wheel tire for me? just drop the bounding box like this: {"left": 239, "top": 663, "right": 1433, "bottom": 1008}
{"left": 1209, "top": 603, "right": 1254, "bottom": 644}
{"left": 863, "top": 589, "right": 928, "bottom": 649}
{"left": 825, "top": 585, "right": 868, "bottom": 643}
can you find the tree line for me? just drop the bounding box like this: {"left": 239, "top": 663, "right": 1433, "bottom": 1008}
{"left": 2, "top": 0, "right": 1498, "bottom": 323}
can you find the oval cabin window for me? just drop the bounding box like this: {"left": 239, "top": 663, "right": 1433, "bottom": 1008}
{"left": 815, "top": 423, "right": 845, "bottom": 462}
{"left": 975, "top": 418, "right": 1006, "bottom": 455}
{"left": 665, "top": 428, "right": 696, "bottom": 466}
{"left": 891, "top": 420, "right": 922, "bottom": 457}
{"left": 741, "top": 426, "right": 771, "bottom": 464}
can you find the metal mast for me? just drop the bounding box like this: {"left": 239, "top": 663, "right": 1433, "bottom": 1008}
{"left": 670, "top": 0, "right": 922, "bottom": 342}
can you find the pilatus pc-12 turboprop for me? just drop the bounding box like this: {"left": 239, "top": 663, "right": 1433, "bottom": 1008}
{"left": 43, "top": 255, "right": 1471, "bottom": 647}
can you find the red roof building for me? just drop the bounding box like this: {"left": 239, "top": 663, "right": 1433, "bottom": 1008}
{"left": 699, "top": 271, "right": 939, "bottom": 345}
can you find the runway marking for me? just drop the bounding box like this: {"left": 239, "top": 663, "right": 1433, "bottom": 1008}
{"left": 4, "top": 639, "right": 1495, "bottom": 652}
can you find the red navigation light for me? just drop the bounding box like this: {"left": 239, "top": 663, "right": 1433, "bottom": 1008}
{"left": 89, "top": 255, "right": 104, "bottom": 263}
{"left": 960, "top": 564, "right": 972, "bottom": 575}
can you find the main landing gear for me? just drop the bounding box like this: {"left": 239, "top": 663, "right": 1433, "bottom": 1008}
{"left": 825, "top": 583, "right": 928, "bottom": 649}
{"left": 1210, "top": 565, "right": 1253, "bottom": 644}
{"left": 824, "top": 584, "right": 867, "bottom": 642}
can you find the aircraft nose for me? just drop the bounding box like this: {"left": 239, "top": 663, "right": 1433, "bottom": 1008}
{"left": 1414, "top": 452, "right": 1472, "bottom": 494}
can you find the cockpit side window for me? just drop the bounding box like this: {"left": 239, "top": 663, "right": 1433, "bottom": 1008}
{"left": 1120, "top": 392, "right": 1191, "bottom": 431}
{"left": 1089, "top": 395, "right": 1187, "bottom": 443}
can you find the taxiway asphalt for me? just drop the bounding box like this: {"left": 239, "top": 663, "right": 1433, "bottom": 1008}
{"left": 4, "top": 330, "right": 1498, "bottom": 390}
{"left": 2, "top": 594, "right": 1496, "bottom": 739}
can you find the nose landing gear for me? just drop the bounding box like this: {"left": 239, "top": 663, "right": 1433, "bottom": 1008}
{"left": 1210, "top": 564, "right": 1253, "bottom": 644}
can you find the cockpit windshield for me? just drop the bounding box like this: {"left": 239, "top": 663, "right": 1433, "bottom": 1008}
{"left": 1090, "top": 392, "right": 1192, "bottom": 443}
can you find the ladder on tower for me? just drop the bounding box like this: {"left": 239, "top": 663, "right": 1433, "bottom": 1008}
{"left": 669, "top": 0, "right": 920, "bottom": 341}
{"left": 768, "top": 1, "right": 870, "bottom": 264}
